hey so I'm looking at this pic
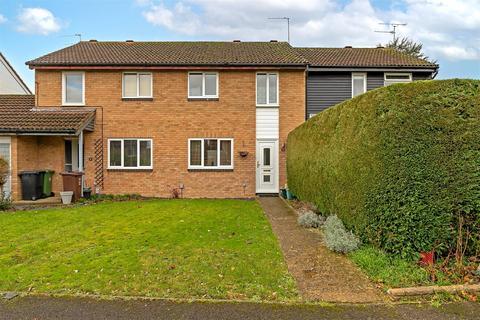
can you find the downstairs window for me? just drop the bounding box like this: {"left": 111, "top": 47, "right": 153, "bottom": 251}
{"left": 189, "top": 138, "right": 233, "bottom": 169}
{"left": 108, "top": 139, "right": 152, "bottom": 169}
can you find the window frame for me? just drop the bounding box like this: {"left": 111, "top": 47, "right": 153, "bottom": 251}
{"left": 188, "top": 138, "right": 234, "bottom": 170}
{"left": 256, "top": 72, "right": 279, "bottom": 107}
{"left": 107, "top": 138, "right": 153, "bottom": 170}
{"left": 122, "top": 72, "right": 153, "bottom": 99}
{"left": 351, "top": 72, "right": 367, "bottom": 98}
{"left": 62, "top": 71, "right": 85, "bottom": 106}
{"left": 187, "top": 72, "right": 219, "bottom": 99}
{"left": 384, "top": 72, "right": 412, "bottom": 86}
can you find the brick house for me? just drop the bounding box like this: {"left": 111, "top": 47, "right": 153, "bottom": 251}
{"left": 0, "top": 41, "right": 437, "bottom": 201}
{"left": 3, "top": 41, "right": 307, "bottom": 200}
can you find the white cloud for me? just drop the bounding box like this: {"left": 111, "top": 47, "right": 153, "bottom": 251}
{"left": 0, "top": 14, "right": 6, "bottom": 24}
{"left": 140, "top": 0, "right": 480, "bottom": 61}
{"left": 17, "top": 8, "right": 61, "bottom": 35}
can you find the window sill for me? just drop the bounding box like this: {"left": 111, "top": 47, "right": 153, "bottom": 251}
{"left": 187, "top": 97, "right": 219, "bottom": 102}
{"left": 256, "top": 104, "right": 279, "bottom": 107}
{"left": 188, "top": 168, "right": 234, "bottom": 172}
{"left": 62, "top": 104, "right": 85, "bottom": 107}
{"left": 107, "top": 168, "right": 153, "bottom": 172}
{"left": 122, "top": 98, "right": 154, "bottom": 101}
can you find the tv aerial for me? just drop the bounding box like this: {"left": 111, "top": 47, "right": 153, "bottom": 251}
{"left": 375, "top": 23, "right": 407, "bottom": 42}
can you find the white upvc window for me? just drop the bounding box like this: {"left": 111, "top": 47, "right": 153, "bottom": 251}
{"left": 108, "top": 138, "right": 153, "bottom": 169}
{"left": 188, "top": 138, "right": 233, "bottom": 169}
{"left": 384, "top": 73, "right": 412, "bottom": 86}
{"left": 62, "top": 72, "right": 85, "bottom": 106}
{"left": 122, "top": 72, "right": 153, "bottom": 98}
{"left": 352, "top": 73, "right": 367, "bottom": 97}
{"left": 188, "top": 72, "right": 218, "bottom": 98}
{"left": 256, "top": 72, "right": 279, "bottom": 106}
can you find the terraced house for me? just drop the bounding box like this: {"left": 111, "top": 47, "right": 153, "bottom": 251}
{"left": 0, "top": 41, "right": 437, "bottom": 200}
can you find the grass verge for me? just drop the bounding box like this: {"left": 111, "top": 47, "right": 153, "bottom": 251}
{"left": 349, "top": 246, "right": 452, "bottom": 289}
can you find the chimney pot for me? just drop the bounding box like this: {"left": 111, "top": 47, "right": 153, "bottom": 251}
{"left": 233, "top": 40, "right": 241, "bottom": 42}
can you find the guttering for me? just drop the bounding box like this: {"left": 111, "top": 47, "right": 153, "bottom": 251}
{"left": 0, "top": 131, "right": 78, "bottom": 136}
{"left": 28, "top": 63, "right": 308, "bottom": 71}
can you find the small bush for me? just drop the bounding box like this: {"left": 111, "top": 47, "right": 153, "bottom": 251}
{"left": 297, "top": 211, "right": 325, "bottom": 228}
{"left": 0, "top": 191, "right": 12, "bottom": 211}
{"left": 323, "top": 215, "right": 360, "bottom": 253}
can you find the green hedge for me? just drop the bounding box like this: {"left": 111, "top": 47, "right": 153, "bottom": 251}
{"left": 287, "top": 79, "right": 480, "bottom": 257}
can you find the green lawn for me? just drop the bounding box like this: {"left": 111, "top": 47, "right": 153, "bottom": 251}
{"left": 0, "top": 199, "right": 298, "bottom": 301}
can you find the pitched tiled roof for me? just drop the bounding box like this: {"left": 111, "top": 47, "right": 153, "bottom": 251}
{"left": 296, "top": 47, "right": 438, "bottom": 68}
{"left": 0, "top": 95, "right": 95, "bottom": 134}
{"left": 26, "top": 41, "right": 308, "bottom": 67}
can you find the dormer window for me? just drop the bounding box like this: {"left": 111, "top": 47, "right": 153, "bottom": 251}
{"left": 62, "top": 72, "right": 85, "bottom": 106}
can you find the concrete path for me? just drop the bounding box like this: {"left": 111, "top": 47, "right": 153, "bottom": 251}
{"left": 1, "top": 296, "right": 479, "bottom": 320}
{"left": 258, "top": 197, "right": 385, "bottom": 303}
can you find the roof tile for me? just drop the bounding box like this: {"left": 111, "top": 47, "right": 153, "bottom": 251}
{"left": 0, "top": 95, "right": 95, "bottom": 134}
{"left": 27, "top": 41, "right": 308, "bottom": 67}
{"left": 296, "top": 47, "right": 437, "bottom": 68}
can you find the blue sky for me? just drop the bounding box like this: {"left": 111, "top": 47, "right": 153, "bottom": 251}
{"left": 1, "top": 0, "right": 479, "bottom": 90}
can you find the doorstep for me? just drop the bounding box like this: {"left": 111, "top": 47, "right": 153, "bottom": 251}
{"left": 13, "top": 196, "right": 62, "bottom": 206}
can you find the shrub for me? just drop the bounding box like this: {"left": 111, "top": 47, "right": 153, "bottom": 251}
{"left": 0, "top": 191, "right": 12, "bottom": 211}
{"left": 297, "top": 211, "right": 325, "bottom": 228}
{"left": 287, "top": 79, "right": 480, "bottom": 257}
{"left": 323, "top": 215, "right": 360, "bottom": 253}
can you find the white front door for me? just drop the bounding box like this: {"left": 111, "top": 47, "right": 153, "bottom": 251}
{"left": 0, "top": 137, "right": 11, "bottom": 197}
{"left": 256, "top": 140, "right": 278, "bottom": 193}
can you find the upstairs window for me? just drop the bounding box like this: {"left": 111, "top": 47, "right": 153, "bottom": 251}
{"left": 352, "top": 73, "right": 367, "bottom": 97}
{"left": 256, "top": 72, "right": 278, "bottom": 106}
{"left": 123, "top": 72, "right": 152, "bottom": 98}
{"left": 108, "top": 139, "right": 152, "bottom": 169}
{"left": 188, "top": 138, "right": 233, "bottom": 169}
{"left": 62, "top": 72, "right": 85, "bottom": 105}
{"left": 384, "top": 73, "right": 412, "bottom": 86}
{"left": 188, "top": 72, "right": 218, "bottom": 98}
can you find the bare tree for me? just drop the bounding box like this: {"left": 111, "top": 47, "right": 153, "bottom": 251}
{"left": 385, "top": 36, "right": 435, "bottom": 63}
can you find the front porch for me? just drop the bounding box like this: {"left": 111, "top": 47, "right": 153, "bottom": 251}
{"left": 0, "top": 95, "right": 96, "bottom": 202}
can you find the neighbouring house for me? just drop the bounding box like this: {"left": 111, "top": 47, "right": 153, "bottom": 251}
{"left": 0, "top": 52, "right": 32, "bottom": 95}
{"left": 0, "top": 41, "right": 438, "bottom": 201}
{"left": 0, "top": 53, "right": 33, "bottom": 197}
{"left": 296, "top": 46, "right": 438, "bottom": 118}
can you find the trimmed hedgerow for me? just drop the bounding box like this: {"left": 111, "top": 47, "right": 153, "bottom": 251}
{"left": 287, "top": 79, "right": 480, "bottom": 257}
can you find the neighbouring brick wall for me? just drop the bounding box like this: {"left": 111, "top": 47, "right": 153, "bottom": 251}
{"left": 33, "top": 69, "right": 305, "bottom": 198}
{"left": 278, "top": 71, "right": 306, "bottom": 189}
{"left": 12, "top": 136, "right": 65, "bottom": 200}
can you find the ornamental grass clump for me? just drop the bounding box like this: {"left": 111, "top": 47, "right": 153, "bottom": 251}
{"left": 323, "top": 215, "right": 360, "bottom": 254}
{"left": 297, "top": 211, "right": 325, "bottom": 228}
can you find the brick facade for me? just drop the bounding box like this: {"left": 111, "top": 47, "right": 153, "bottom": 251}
{"left": 12, "top": 69, "right": 305, "bottom": 199}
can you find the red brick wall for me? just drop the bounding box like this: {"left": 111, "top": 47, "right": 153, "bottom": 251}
{"left": 11, "top": 136, "right": 65, "bottom": 200}
{"left": 31, "top": 69, "right": 305, "bottom": 198}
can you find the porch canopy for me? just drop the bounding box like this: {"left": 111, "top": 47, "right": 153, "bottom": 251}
{"left": 0, "top": 95, "right": 95, "bottom": 135}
